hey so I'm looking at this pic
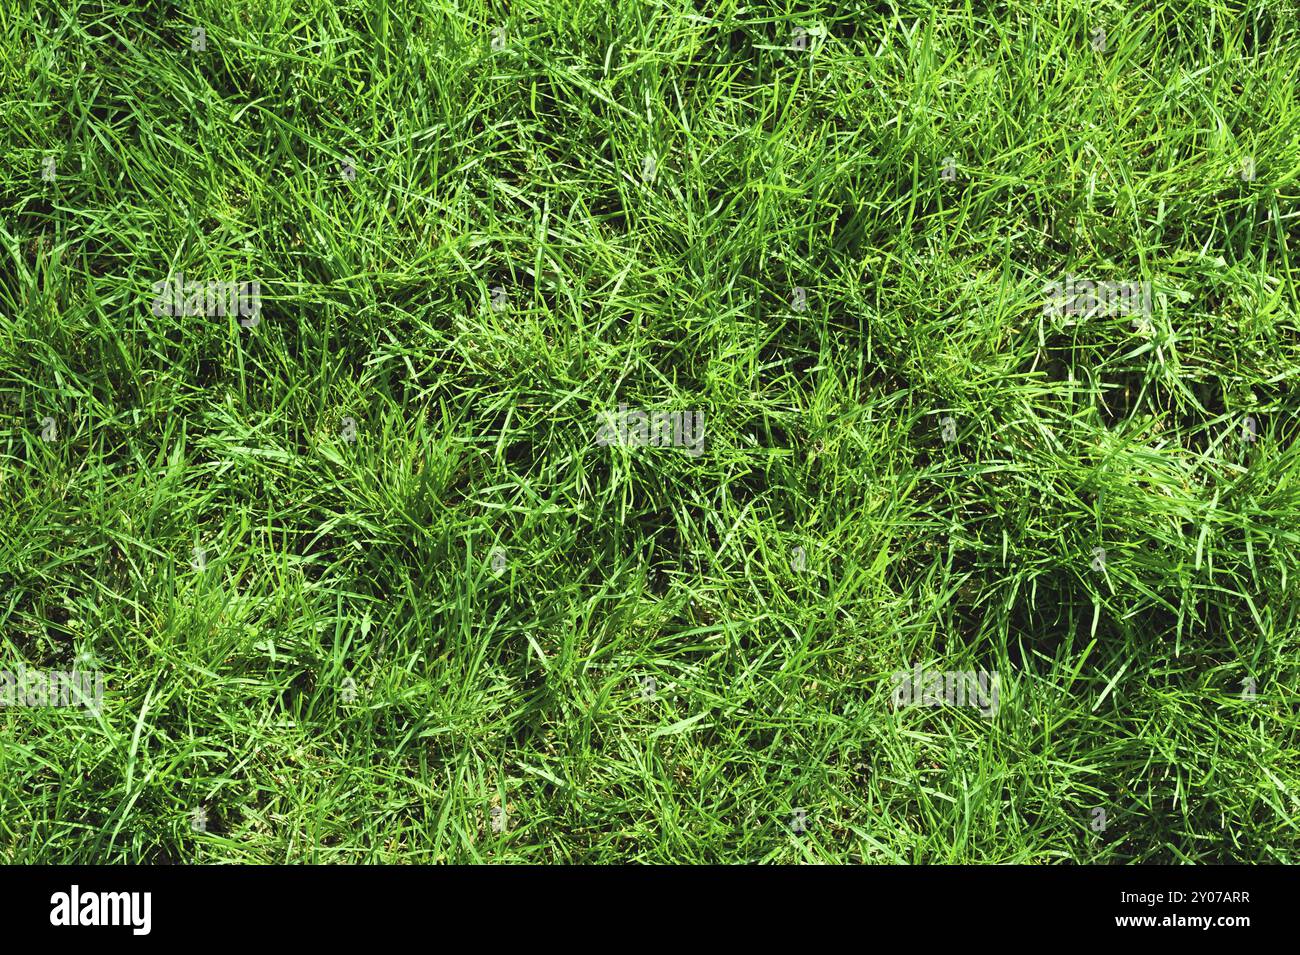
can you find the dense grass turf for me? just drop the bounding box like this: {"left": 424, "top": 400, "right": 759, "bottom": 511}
{"left": 1, "top": 0, "right": 1299, "bottom": 863}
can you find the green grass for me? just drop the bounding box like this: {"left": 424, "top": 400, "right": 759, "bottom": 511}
{"left": 1, "top": 0, "right": 1299, "bottom": 863}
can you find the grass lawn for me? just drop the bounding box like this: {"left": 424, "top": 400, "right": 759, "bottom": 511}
{"left": 1, "top": 0, "right": 1298, "bottom": 863}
